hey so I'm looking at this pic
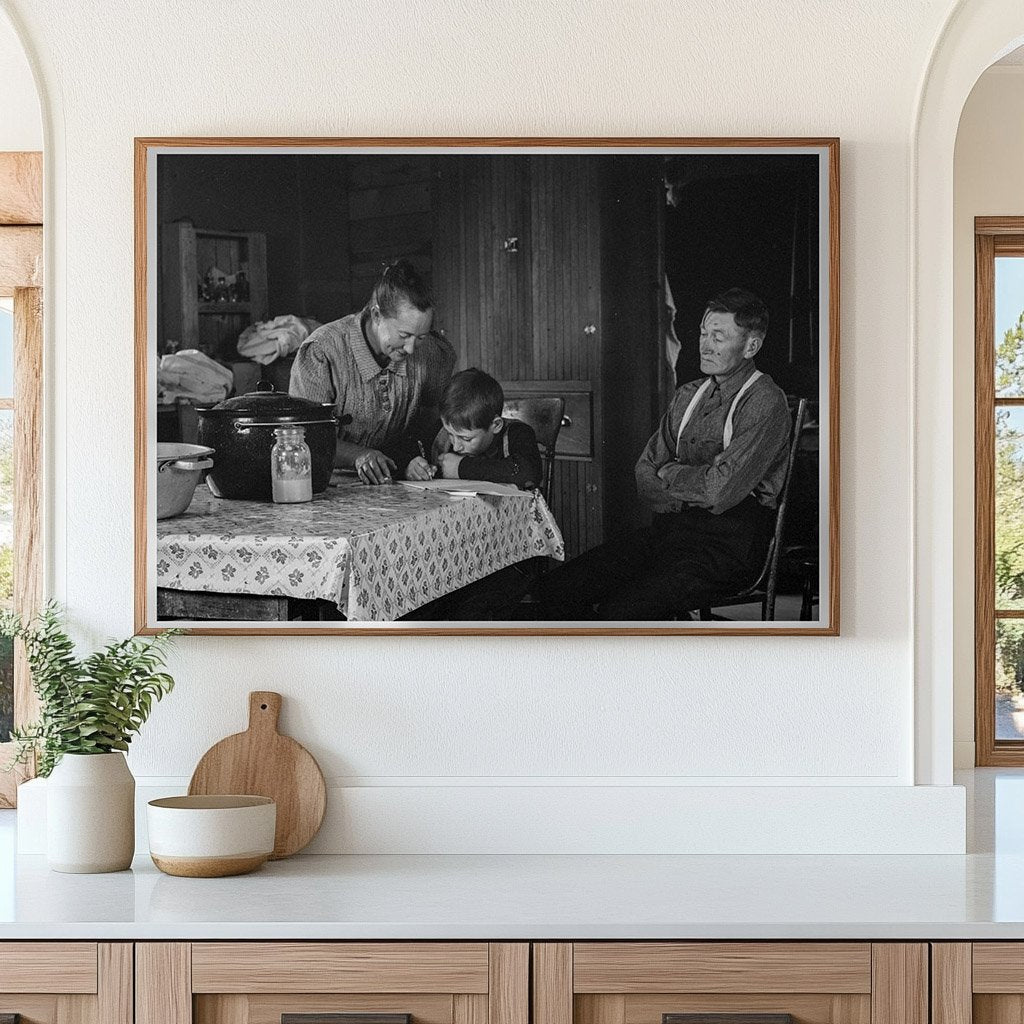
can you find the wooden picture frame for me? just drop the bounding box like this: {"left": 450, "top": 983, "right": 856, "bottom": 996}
{"left": 135, "top": 137, "right": 839, "bottom": 636}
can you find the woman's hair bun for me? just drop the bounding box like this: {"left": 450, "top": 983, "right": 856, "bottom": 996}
{"left": 370, "top": 258, "right": 433, "bottom": 317}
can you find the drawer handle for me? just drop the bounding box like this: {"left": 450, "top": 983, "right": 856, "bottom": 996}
{"left": 283, "top": 1016, "right": 411, "bottom": 1024}
{"left": 664, "top": 1016, "right": 795, "bottom": 1024}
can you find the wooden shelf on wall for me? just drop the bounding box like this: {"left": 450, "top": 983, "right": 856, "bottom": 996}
{"left": 159, "top": 222, "right": 267, "bottom": 360}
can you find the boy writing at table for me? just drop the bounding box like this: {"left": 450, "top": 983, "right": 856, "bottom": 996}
{"left": 405, "top": 368, "right": 543, "bottom": 490}
{"left": 400, "top": 368, "right": 546, "bottom": 620}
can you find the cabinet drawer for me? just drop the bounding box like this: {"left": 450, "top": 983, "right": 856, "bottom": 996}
{"left": 973, "top": 943, "right": 1024, "bottom": 992}
{"left": 139, "top": 942, "right": 528, "bottom": 1024}
{"left": 191, "top": 943, "right": 490, "bottom": 993}
{"left": 572, "top": 943, "right": 871, "bottom": 994}
{"left": 535, "top": 944, "right": 926, "bottom": 1024}
{"left": 0, "top": 942, "right": 98, "bottom": 994}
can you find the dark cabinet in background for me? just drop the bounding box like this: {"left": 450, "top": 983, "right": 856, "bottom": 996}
{"left": 432, "top": 155, "right": 661, "bottom": 557}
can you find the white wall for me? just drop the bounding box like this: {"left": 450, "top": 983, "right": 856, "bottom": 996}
{"left": 0, "top": 0, "right": 972, "bottom": 852}
{"left": 952, "top": 66, "right": 1024, "bottom": 768}
{"left": 0, "top": 7, "right": 39, "bottom": 152}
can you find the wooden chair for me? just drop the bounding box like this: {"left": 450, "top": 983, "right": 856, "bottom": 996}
{"left": 501, "top": 396, "right": 568, "bottom": 504}
{"left": 782, "top": 543, "right": 819, "bottom": 621}
{"left": 690, "top": 397, "right": 809, "bottom": 622}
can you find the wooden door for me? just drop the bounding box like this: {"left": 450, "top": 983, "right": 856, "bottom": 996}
{"left": 597, "top": 155, "right": 663, "bottom": 540}
{"left": 0, "top": 942, "right": 131, "bottom": 1024}
{"left": 938, "top": 943, "right": 1024, "bottom": 1024}
{"left": 432, "top": 154, "right": 603, "bottom": 556}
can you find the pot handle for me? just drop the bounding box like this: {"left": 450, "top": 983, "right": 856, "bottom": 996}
{"left": 164, "top": 458, "right": 213, "bottom": 472}
{"left": 233, "top": 420, "right": 336, "bottom": 430}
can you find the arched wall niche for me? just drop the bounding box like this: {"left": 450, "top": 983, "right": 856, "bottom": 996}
{"left": 914, "top": 1, "right": 1024, "bottom": 785}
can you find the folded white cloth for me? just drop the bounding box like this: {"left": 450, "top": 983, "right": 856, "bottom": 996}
{"left": 157, "top": 349, "right": 234, "bottom": 405}
{"left": 237, "top": 315, "right": 321, "bottom": 365}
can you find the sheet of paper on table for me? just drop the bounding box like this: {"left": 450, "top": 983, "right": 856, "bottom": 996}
{"left": 398, "top": 479, "right": 527, "bottom": 497}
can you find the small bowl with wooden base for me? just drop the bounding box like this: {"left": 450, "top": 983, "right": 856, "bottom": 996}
{"left": 147, "top": 795, "right": 276, "bottom": 877}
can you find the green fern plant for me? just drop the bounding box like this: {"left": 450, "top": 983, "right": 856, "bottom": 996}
{"left": 1, "top": 602, "right": 180, "bottom": 777}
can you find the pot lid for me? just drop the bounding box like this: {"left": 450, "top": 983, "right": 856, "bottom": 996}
{"left": 199, "top": 381, "right": 336, "bottom": 421}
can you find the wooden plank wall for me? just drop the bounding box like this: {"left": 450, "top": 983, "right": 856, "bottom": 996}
{"left": 433, "top": 155, "right": 602, "bottom": 556}
{"left": 346, "top": 156, "right": 434, "bottom": 312}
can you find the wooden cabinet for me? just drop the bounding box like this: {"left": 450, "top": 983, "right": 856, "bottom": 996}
{"left": 933, "top": 943, "right": 1020, "bottom": 1024}
{"left": 432, "top": 156, "right": 605, "bottom": 557}
{"left": 0, "top": 937, "right": 961, "bottom": 1024}
{"left": 136, "top": 943, "right": 528, "bottom": 1024}
{"left": 431, "top": 155, "right": 661, "bottom": 557}
{"left": 159, "top": 222, "right": 268, "bottom": 361}
{"left": 532, "top": 943, "right": 928, "bottom": 1024}
{"left": 0, "top": 942, "right": 132, "bottom": 1024}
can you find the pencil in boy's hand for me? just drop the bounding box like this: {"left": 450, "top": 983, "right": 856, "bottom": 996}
{"left": 417, "top": 440, "right": 438, "bottom": 478}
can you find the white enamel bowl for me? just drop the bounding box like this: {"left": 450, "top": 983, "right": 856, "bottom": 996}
{"left": 147, "top": 795, "right": 276, "bottom": 877}
{"left": 156, "top": 443, "right": 214, "bottom": 519}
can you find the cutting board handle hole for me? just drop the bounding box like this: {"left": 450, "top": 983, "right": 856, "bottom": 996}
{"left": 260, "top": 703, "right": 268, "bottom": 710}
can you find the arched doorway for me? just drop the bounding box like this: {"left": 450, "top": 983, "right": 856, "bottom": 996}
{"left": 914, "top": 1, "right": 1024, "bottom": 785}
{"left": 954, "top": 51, "right": 1024, "bottom": 770}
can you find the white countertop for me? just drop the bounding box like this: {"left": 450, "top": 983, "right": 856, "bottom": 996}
{"left": 0, "top": 849, "right": 1020, "bottom": 941}
{"left": 0, "top": 769, "right": 1021, "bottom": 941}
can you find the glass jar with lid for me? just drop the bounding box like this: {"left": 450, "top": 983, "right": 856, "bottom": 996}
{"left": 271, "top": 425, "right": 313, "bottom": 503}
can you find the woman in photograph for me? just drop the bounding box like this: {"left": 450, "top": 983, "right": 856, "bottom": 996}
{"left": 289, "top": 259, "right": 456, "bottom": 484}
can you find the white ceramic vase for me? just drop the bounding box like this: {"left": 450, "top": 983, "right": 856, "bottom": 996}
{"left": 46, "top": 752, "right": 135, "bottom": 873}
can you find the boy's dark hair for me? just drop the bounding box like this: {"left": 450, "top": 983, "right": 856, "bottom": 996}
{"left": 366, "top": 258, "right": 433, "bottom": 318}
{"left": 440, "top": 368, "right": 505, "bottom": 430}
{"left": 704, "top": 287, "right": 769, "bottom": 340}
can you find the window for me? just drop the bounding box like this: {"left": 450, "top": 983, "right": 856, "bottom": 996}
{"left": 975, "top": 219, "right": 1024, "bottom": 764}
{"left": 0, "top": 150, "right": 43, "bottom": 805}
{"left": 0, "top": 287, "right": 42, "bottom": 805}
{"left": 0, "top": 301, "right": 13, "bottom": 744}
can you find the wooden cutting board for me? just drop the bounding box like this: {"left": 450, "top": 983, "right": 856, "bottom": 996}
{"left": 188, "top": 691, "right": 326, "bottom": 859}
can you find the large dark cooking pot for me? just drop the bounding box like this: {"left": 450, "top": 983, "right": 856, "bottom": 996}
{"left": 197, "top": 383, "right": 340, "bottom": 501}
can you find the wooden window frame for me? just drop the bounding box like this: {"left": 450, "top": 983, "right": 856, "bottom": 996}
{"left": 975, "top": 216, "right": 1024, "bottom": 765}
{"left": 0, "top": 151, "right": 43, "bottom": 806}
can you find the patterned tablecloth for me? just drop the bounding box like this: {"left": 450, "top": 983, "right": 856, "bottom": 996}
{"left": 156, "top": 476, "right": 565, "bottom": 621}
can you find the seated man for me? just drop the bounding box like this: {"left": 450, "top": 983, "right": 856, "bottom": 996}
{"left": 535, "top": 287, "right": 792, "bottom": 621}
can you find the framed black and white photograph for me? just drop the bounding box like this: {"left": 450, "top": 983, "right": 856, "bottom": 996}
{"left": 135, "top": 137, "right": 839, "bottom": 635}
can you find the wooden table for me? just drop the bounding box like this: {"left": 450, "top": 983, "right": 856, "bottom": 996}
{"left": 156, "top": 476, "right": 564, "bottom": 622}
